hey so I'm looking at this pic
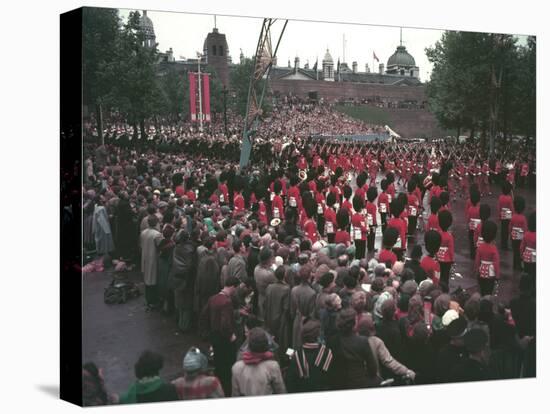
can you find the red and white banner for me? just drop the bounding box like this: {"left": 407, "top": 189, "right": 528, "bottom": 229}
{"left": 202, "top": 73, "right": 211, "bottom": 122}
{"left": 188, "top": 72, "right": 211, "bottom": 123}
{"left": 188, "top": 72, "right": 197, "bottom": 122}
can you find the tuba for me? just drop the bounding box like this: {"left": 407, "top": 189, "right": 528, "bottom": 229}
{"left": 298, "top": 169, "right": 307, "bottom": 182}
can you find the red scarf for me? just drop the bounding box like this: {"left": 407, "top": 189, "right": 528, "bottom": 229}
{"left": 242, "top": 351, "right": 274, "bottom": 365}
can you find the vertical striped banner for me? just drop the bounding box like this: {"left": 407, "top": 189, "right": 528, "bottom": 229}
{"left": 188, "top": 72, "right": 197, "bottom": 122}
{"left": 202, "top": 73, "right": 211, "bottom": 122}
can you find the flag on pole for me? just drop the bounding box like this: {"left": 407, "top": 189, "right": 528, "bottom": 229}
{"left": 312, "top": 59, "right": 318, "bottom": 72}
{"left": 373, "top": 51, "right": 379, "bottom": 62}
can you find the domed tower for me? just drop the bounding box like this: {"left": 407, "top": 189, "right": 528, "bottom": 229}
{"left": 140, "top": 10, "right": 156, "bottom": 49}
{"left": 322, "top": 49, "right": 334, "bottom": 81}
{"left": 203, "top": 27, "right": 230, "bottom": 88}
{"left": 386, "top": 31, "right": 419, "bottom": 78}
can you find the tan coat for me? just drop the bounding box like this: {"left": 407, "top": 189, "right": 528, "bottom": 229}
{"left": 231, "top": 360, "right": 286, "bottom": 396}
{"left": 140, "top": 227, "right": 162, "bottom": 285}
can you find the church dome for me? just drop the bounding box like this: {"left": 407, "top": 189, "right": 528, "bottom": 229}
{"left": 387, "top": 45, "right": 415, "bottom": 67}
{"left": 323, "top": 49, "right": 333, "bottom": 64}
{"left": 140, "top": 11, "right": 155, "bottom": 38}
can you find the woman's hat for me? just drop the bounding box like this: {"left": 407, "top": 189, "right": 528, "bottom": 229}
{"left": 183, "top": 347, "right": 208, "bottom": 373}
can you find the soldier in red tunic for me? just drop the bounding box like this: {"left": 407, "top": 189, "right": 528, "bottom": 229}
{"left": 287, "top": 175, "right": 301, "bottom": 210}
{"left": 271, "top": 180, "right": 284, "bottom": 220}
{"left": 475, "top": 220, "right": 500, "bottom": 296}
{"left": 497, "top": 181, "right": 514, "bottom": 250}
{"left": 351, "top": 196, "right": 368, "bottom": 260}
{"left": 466, "top": 188, "right": 481, "bottom": 259}
{"left": 520, "top": 212, "right": 536, "bottom": 280}
{"left": 421, "top": 230, "right": 442, "bottom": 286}
{"left": 407, "top": 180, "right": 420, "bottom": 241}
{"left": 302, "top": 196, "right": 319, "bottom": 244}
{"left": 378, "top": 179, "right": 391, "bottom": 233}
{"left": 437, "top": 210, "right": 455, "bottom": 293}
{"left": 378, "top": 227, "right": 399, "bottom": 268}
{"left": 324, "top": 192, "right": 338, "bottom": 244}
{"left": 474, "top": 204, "right": 491, "bottom": 249}
{"left": 426, "top": 196, "right": 442, "bottom": 233}
{"left": 334, "top": 207, "right": 351, "bottom": 247}
{"left": 365, "top": 187, "right": 378, "bottom": 254}
{"left": 388, "top": 199, "right": 407, "bottom": 262}
{"left": 510, "top": 196, "right": 527, "bottom": 270}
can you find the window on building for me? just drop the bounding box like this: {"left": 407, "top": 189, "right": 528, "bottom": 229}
{"left": 219, "top": 46, "right": 224, "bottom": 56}
{"left": 400, "top": 69, "right": 405, "bottom": 76}
{"left": 410, "top": 70, "right": 414, "bottom": 77}
{"left": 212, "top": 45, "right": 217, "bottom": 56}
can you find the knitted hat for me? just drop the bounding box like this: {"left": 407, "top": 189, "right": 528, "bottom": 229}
{"left": 183, "top": 347, "right": 208, "bottom": 373}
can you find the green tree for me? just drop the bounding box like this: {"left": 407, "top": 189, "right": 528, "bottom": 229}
{"left": 103, "top": 10, "right": 159, "bottom": 139}
{"left": 82, "top": 7, "right": 120, "bottom": 144}
{"left": 156, "top": 66, "right": 188, "bottom": 122}
{"left": 509, "top": 36, "right": 536, "bottom": 138}
{"left": 426, "top": 31, "right": 525, "bottom": 152}
{"left": 229, "top": 57, "right": 271, "bottom": 118}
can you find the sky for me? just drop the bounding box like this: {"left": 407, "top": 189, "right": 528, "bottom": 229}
{"left": 118, "top": 8, "right": 528, "bottom": 82}
{"left": 118, "top": 8, "right": 447, "bottom": 82}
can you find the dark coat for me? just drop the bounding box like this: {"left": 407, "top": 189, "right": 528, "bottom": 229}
{"left": 327, "top": 333, "right": 379, "bottom": 389}
{"left": 170, "top": 240, "right": 197, "bottom": 310}
{"left": 450, "top": 358, "right": 495, "bottom": 383}
{"left": 376, "top": 319, "right": 404, "bottom": 363}
{"left": 195, "top": 251, "right": 221, "bottom": 313}
{"left": 265, "top": 281, "right": 291, "bottom": 354}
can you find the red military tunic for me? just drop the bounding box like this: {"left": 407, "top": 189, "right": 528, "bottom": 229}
{"left": 421, "top": 255, "right": 440, "bottom": 286}
{"left": 388, "top": 217, "right": 407, "bottom": 250}
{"left": 351, "top": 212, "right": 368, "bottom": 241}
{"left": 509, "top": 213, "right": 527, "bottom": 242}
{"left": 497, "top": 194, "right": 513, "bottom": 221}
{"left": 303, "top": 218, "right": 319, "bottom": 243}
{"left": 520, "top": 231, "right": 536, "bottom": 264}
{"left": 475, "top": 242, "right": 500, "bottom": 280}
{"left": 324, "top": 207, "right": 337, "bottom": 235}
{"left": 379, "top": 248, "right": 397, "bottom": 267}
{"left": 437, "top": 231, "right": 455, "bottom": 263}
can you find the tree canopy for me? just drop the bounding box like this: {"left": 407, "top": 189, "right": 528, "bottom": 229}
{"left": 426, "top": 31, "right": 536, "bottom": 150}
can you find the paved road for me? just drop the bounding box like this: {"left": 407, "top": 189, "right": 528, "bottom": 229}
{"left": 82, "top": 177, "right": 535, "bottom": 396}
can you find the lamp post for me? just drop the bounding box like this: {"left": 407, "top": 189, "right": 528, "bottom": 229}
{"left": 197, "top": 52, "right": 203, "bottom": 132}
